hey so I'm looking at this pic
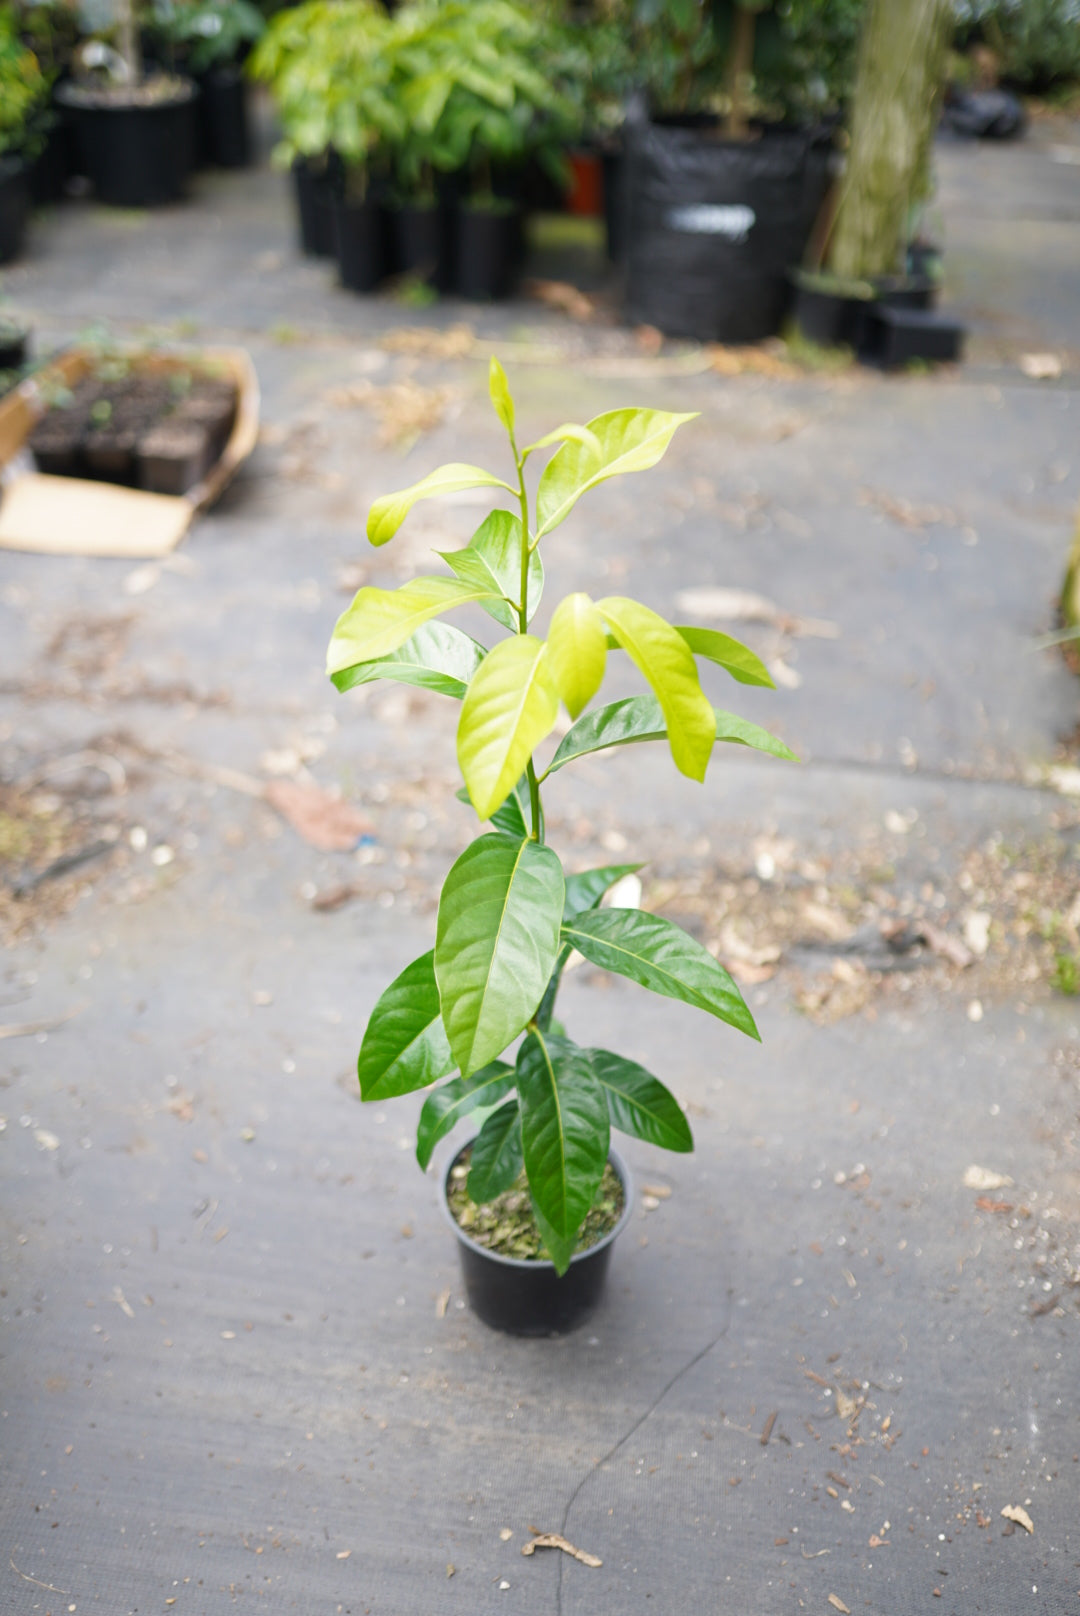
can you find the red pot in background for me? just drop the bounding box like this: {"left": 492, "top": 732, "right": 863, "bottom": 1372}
{"left": 566, "top": 149, "right": 603, "bottom": 217}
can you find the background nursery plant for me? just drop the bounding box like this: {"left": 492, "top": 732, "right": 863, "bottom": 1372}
{"left": 327, "top": 362, "right": 795, "bottom": 1278}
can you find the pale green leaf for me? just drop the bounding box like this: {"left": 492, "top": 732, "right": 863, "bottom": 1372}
{"left": 675, "top": 626, "right": 775, "bottom": 688}
{"left": 589, "top": 1047, "right": 693, "bottom": 1152}
{"left": 596, "top": 596, "right": 715, "bottom": 781}
{"left": 713, "top": 711, "right": 798, "bottom": 761}
{"left": 331, "top": 621, "right": 486, "bottom": 701}
{"left": 488, "top": 356, "right": 515, "bottom": 438}
{"left": 536, "top": 408, "right": 698, "bottom": 536}
{"left": 457, "top": 635, "right": 559, "bottom": 822}
{"left": 357, "top": 951, "right": 454, "bottom": 1102}
{"left": 327, "top": 576, "right": 499, "bottom": 674}
{"left": 467, "top": 1098, "right": 523, "bottom": 1202}
{"left": 367, "top": 463, "right": 516, "bottom": 547}
{"left": 517, "top": 1030, "right": 609, "bottom": 1273}
{"left": 521, "top": 423, "right": 602, "bottom": 462}
{"left": 547, "top": 593, "right": 607, "bottom": 718}
{"left": 435, "top": 833, "right": 564, "bottom": 1077}
{"left": 438, "top": 510, "right": 543, "bottom": 633}
{"left": 415, "top": 1061, "right": 515, "bottom": 1170}
{"left": 563, "top": 863, "right": 642, "bottom": 921}
{"left": 563, "top": 908, "right": 760, "bottom": 1040}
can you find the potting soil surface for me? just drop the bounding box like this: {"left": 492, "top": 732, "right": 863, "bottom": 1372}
{"left": 2, "top": 108, "right": 1080, "bottom": 1614}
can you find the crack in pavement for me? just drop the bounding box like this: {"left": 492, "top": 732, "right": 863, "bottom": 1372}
{"left": 554, "top": 1317, "right": 732, "bottom": 1615}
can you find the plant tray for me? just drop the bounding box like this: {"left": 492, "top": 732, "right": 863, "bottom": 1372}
{"left": 0, "top": 344, "right": 259, "bottom": 557}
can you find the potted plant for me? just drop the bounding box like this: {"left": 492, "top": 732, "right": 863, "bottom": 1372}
{"left": 17, "top": 0, "right": 77, "bottom": 204}
{"left": 249, "top": 0, "right": 394, "bottom": 267}
{"left": 326, "top": 360, "right": 795, "bottom": 1334}
{"left": 155, "top": 0, "right": 265, "bottom": 169}
{"left": 57, "top": 0, "right": 198, "bottom": 206}
{"left": 0, "top": 5, "right": 49, "bottom": 262}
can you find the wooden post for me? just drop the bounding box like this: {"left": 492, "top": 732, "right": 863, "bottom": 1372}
{"left": 827, "top": 0, "right": 951, "bottom": 280}
{"left": 724, "top": 4, "right": 757, "bottom": 141}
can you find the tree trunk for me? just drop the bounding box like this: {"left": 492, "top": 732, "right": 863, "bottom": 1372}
{"left": 723, "top": 6, "right": 757, "bottom": 140}
{"left": 116, "top": 0, "right": 142, "bottom": 86}
{"left": 827, "top": 0, "right": 951, "bottom": 280}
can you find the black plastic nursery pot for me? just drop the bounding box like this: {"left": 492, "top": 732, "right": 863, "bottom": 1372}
{"left": 791, "top": 277, "right": 870, "bottom": 348}
{"left": 0, "top": 317, "right": 29, "bottom": 372}
{"left": 292, "top": 156, "right": 338, "bottom": 257}
{"left": 858, "top": 304, "right": 965, "bottom": 369}
{"left": 392, "top": 202, "right": 455, "bottom": 292}
{"left": 624, "top": 117, "right": 833, "bottom": 342}
{"left": 196, "top": 66, "right": 251, "bottom": 169}
{"left": 59, "top": 81, "right": 198, "bottom": 207}
{"left": 30, "top": 116, "right": 72, "bottom": 205}
{"left": 0, "top": 157, "right": 30, "bottom": 265}
{"left": 441, "top": 1144, "right": 634, "bottom": 1337}
{"left": 455, "top": 203, "right": 521, "bottom": 301}
{"left": 333, "top": 196, "right": 386, "bottom": 293}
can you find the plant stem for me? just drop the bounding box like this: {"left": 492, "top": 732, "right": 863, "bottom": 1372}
{"left": 515, "top": 448, "right": 544, "bottom": 845}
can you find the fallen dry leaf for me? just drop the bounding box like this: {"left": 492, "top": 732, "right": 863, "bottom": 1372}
{"left": 974, "top": 1196, "right": 1013, "bottom": 1214}
{"left": 1019, "top": 352, "right": 1062, "bottom": 380}
{"left": 1001, "top": 1505, "right": 1034, "bottom": 1534}
{"left": 835, "top": 1390, "right": 860, "bottom": 1422}
{"left": 522, "top": 1533, "right": 601, "bottom": 1568}
{"left": 963, "top": 1165, "right": 1014, "bottom": 1192}
{"left": 264, "top": 780, "right": 375, "bottom": 853}
{"left": 827, "top": 1596, "right": 851, "bottom": 1614}
{"left": 868, "top": 1535, "right": 889, "bottom": 1548}
{"left": 706, "top": 341, "right": 798, "bottom": 379}
{"left": 640, "top": 1183, "right": 672, "bottom": 1200}
{"left": 674, "top": 586, "right": 838, "bottom": 640}
{"left": 324, "top": 378, "right": 458, "bottom": 451}
{"left": 435, "top": 1288, "right": 450, "bottom": 1319}
{"left": 380, "top": 323, "right": 475, "bottom": 360}
{"left": 524, "top": 279, "right": 596, "bottom": 321}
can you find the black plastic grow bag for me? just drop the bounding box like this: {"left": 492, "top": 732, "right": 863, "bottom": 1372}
{"left": 624, "top": 117, "right": 833, "bottom": 343}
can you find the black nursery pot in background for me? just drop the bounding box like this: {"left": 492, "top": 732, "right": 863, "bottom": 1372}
{"left": 0, "top": 157, "right": 30, "bottom": 265}
{"left": 440, "top": 1144, "right": 635, "bottom": 1337}
{"left": 392, "top": 202, "right": 455, "bottom": 292}
{"left": 455, "top": 202, "right": 521, "bottom": 300}
{"left": 292, "top": 155, "right": 338, "bottom": 257}
{"left": 0, "top": 316, "right": 29, "bottom": 370}
{"left": 196, "top": 65, "right": 251, "bottom": 168}
{"left": 334, "top": 196, "right": 386, "bottom": 293}
{"left": 59, "top": 82, "right": 198, "bottom": 207}
{"left": 624, "top": 117, "right": 833, "bottom": 343}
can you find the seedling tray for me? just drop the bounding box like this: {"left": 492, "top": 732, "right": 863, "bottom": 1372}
{"left": 0, "top": 344, "right": 259, "bottom": 557}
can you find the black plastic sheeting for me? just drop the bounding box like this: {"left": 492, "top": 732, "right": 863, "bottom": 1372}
{"left": 623, "top": 117, "right": 833, "bottom": 343}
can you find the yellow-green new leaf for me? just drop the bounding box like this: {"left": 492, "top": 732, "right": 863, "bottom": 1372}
{"left": 521, "top": 423, "right": 602, "bottom": 462}
{"left": 367, "top": 463, "right": 516, "bottom": 547}
{"left": 596, "top": 596, "right": 715, "bottom": 781}
{"left": 547, "top": 593, "right": 607, "bottom": 718}
{"left": 536, "top": 408, "right": 698, "bottom": 536}
{"left": 328, "top": 576, "right": 499, "bottom": 675}
{"left": 488, "top": 357, "right": 515, "bottom": 438}
{"left": 458, "top": 635, "right": 559, "bottom": 821}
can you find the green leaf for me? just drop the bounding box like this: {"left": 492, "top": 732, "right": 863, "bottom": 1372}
{"left": 367, "top": 463, "right": 516, "bottom": 547}
{"left": 357, "top": 951, "right": 454, "bottom": 1102}
{"left": 536, "top": 408, "right": 698, "bottom": 537}
{"left": 467, "top": 1098, "right": 523, "bottom": 1202}
{"left": 457, "top": 635, "right": 559, "bottom": 822}
{"left": 435, "top": 833, "right": 564, "bottom": 1077}
{"left": 327, "top": 576, "right": 499, "bottom": 674}
{"left": 331, "top": 620, "right": 486, "bottom": 700}
{"left": 545, "top": 693, "right": 795, "bottom": 774}
{"left": 563, "top": 863, "right": 642, "bottom": 921}
{"left": 562, "top": 908, "right": 760, "bottom": 1041}
{"left": 675, "top": 626, "right": 775, "bottom": 688}
{"left": 589, "top": 1047, "right": 693, "bottom": 1152}
{"left": 488, "top": 356, "right": 515, "bottom": 439}
{"left": 455, "top": 775, "right": 535, "bottom": 838}
{"left": 415, "top": 1060, "right": 515, "bottom": 1171}
{"left": 516, "top": 1030, "right": 609, "bottom": 1274}
{"left": 520, "top": 422, "right": 601, "bottom": 462}
{"left": 597, "top": 596, "right": 715, "bottom": 782}
{"left": 546, "top": 592, "right": 607, "bottom": 718}
{"left": 438, "top": 510, "right": 543, "bottom": 633}
{"left": 714, "top": 710, "right": 798, "bottom": 762}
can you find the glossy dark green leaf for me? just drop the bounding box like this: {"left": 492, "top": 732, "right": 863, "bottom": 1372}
{"left": 415, "top": 1060, "right": 515, "bottom": 1171}
{"left": 675, "top": 625, "right": 774, "bottom": 688}
{"left": 562, "top": 908, "right": 760, "bottom": 1041}
{"left": 467, "top": 1098, "right": 523, "bottom": 1202}
{"left": 455, "top": 776, "right": 534, "bottom": 838}
{"left": 357, "top": 950, "right": 454, "bottom": 1102}
{"left": 589, "top": 1047, "right": 693, "bottom": 1152}
{"left": 545, "top": 694, "right": 795, "bottom": 774}
{"left": 435, "top": 834, "right": 564, "bottom": 1077}
{"left": 516, "top": 1030, "right": 609, "bottom": 1275}
{"left": 331, "top": 621, "right": 486, "bottom": 701}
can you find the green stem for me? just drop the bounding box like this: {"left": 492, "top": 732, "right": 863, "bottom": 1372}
{"left": 514, "top": 446, "right": 544, "bottom": 845}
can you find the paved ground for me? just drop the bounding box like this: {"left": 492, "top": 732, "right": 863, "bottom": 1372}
{"left": 1, "top": 112, "right": 1079, "bottom": 1615}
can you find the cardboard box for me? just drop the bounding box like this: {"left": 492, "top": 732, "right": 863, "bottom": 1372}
{"left": 0, "top": 344, "right": 260, "bottom": 558}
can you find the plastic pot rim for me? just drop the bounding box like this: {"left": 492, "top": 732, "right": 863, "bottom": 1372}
{"left": 439, "top": 1139, "right": 635, "bottom": 1274}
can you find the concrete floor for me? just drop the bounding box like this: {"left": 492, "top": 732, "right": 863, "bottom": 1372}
{"left": 1, "top": 116, "right": 1079, "bottom": 1614}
